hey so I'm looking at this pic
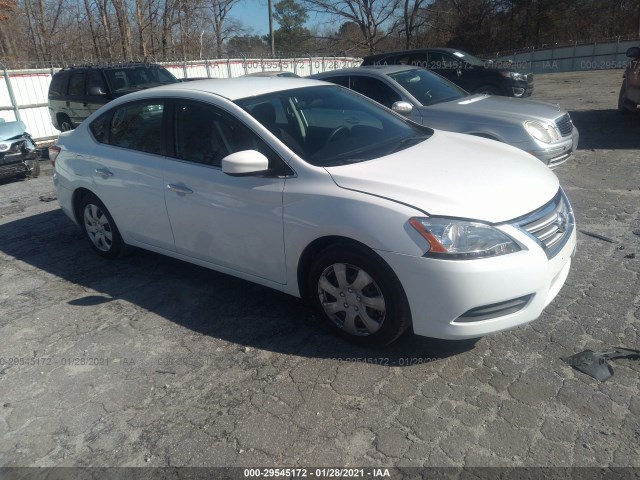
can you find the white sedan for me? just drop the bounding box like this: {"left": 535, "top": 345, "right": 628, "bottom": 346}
{"left": 51, "top": 77, "right": 576, "bottom": 345}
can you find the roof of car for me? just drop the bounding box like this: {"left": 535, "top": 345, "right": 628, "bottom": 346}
{"left": 312, "top": 65, "right": 420, "bottom": 77}
{"left": 128, "top": 76, "right": 328, "bottom": 101}
{"left": 362, "top": 47, "right": 467, "bottom": 60}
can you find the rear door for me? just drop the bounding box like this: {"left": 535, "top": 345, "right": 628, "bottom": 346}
{"left": 85, "top": 99, "right": 176, "bottom": 251}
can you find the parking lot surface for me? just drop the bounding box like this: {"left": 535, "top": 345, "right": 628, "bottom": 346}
{"left": 0, "top": 69, "right": 639, "bottom": 469}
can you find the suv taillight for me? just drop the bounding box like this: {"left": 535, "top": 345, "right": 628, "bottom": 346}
{"left": 49, "top": 145, "right": 61, "bottom": 167}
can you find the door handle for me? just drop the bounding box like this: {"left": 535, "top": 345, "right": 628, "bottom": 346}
{"left": 167, "top": 184, "right": 193, "bottom": 195}
{"left": 95, "top": 167, "right": 113, "bottom": 178}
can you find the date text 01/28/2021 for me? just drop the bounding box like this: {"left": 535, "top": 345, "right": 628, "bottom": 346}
{"left": 243, "top": 468, "right": 391, "bottom": 477}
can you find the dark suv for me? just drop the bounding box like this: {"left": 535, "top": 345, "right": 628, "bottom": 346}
{"left": 48, "top": 63, "right": 178, "bottom": 131}
{"left": 361, "top": 48, "right": 533, "bottom": 98}
{"left": 618, "top": 46, "right": 640, "bottom": 113}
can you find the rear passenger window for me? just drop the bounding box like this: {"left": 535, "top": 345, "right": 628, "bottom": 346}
{"left": 49, "top": 72, "right": 68, "bottom": 96}
{"left": 350, "top": 76, "right": 401, "bottom": 109}
{"left": 89, "top": 112, "right": 110, "bottom": 143}
{"left": 68, "top": 72, "right": 85, "bottom": 96}
{"left": 321, "top": 75, "right": 349, "bottom": 88}
{"left": 109, "top": 101, "right": 165, "bottom": 155}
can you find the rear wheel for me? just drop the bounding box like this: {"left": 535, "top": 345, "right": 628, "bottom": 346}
{"left": 308, "top": 244, "right": 411, "bottom": 346}
{"left": 58, "top": 114, "right": 73, "bottom": 132}
{"left": 79, "top": 193, "right": 127, "bottom": 259}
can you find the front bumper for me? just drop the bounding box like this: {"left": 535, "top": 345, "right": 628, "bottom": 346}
{"left": 512, "top": 126, "right": 579, "bottom": 168}
{"left": 376, "top": 214, "right": 577, "bottom": 340}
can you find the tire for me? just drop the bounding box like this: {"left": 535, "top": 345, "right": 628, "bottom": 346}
{"left": 474, "top": 84, "right": 501, "bottom": 96}
{"left": 618, "top": 82, "right": 632, "bottom": 114}
{"left": 307, "top": 244, "right": 412, "bottom": 346}
{"left": 27, "top": 159, "right": 40, "bottom": 178}
{"left": 79, "top": 193, "right": 127, "bottom": 259}
{"left": 58, "top": 114, "right": 74, "bottom": 132}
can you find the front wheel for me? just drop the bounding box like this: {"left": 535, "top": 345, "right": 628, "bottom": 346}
{"left": 474, "top": 84, "right": 501, "bottom": 96}
{"left": 308, "top": 245, "right": 412, "bottom": 346}
{"left": 618, "top": 81, "right": 632, "bottom": 113}
{"left": 79, "top": 193, "right": 127, "bottom": 259}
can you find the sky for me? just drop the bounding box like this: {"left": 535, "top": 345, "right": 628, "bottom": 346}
{"left": 228, "top": 0, "right": 331, "bottom": 36}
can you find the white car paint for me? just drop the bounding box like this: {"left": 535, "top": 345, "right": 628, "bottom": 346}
{"left": 53, "top": 78, "right": 576, "bottom": 341}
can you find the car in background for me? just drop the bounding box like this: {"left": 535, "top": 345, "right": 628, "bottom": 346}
{"left": 311, "top": 66, "right": 577, "bottom": 168}
{"left": 51, "top": 78, "right": 575, "bottom": 345}
{"left": 0, "top": 119, "right": 39, "bottom": 180}
{"left": 361, "top": 48, "right": 533, "bottom": 98}
{"left": 618, "top": 46, "right": 640, "bottom": 113}
{"left": 48, "top": 63, "right": 178, "bottom": 131}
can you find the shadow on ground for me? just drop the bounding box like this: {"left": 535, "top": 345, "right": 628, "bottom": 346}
{"left": 570, "top": 109, "right": 640, "bottom": 150}
{"left": 0, "top": 209, "right": 477, "bottom": 363}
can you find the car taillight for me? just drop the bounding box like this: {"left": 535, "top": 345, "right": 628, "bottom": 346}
{"left": 49, "top": 145, "right": 61, "bottom": 167}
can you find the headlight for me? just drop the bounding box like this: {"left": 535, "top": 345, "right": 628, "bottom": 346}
{"left": 409, "top": 217, "right": 521, "bottom": 259}
{"left": 524, "top": 120, "right": 560, "bottom": 143}
{"left": 500, "top": 71, "right": 525, "bottom": 81}
{"left": 0, "top": 143, "right": 9, "bottom": 152}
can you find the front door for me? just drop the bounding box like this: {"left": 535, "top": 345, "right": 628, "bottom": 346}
{"left": 163, "top": 99, "right": 288, "bottom": 284}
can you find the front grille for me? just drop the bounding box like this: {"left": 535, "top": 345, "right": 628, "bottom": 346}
{"left": 514, "top": 189, "right": 574, "bottom": 259}
{"left": 555, "top": 113, "right": 573, "bottom": 137}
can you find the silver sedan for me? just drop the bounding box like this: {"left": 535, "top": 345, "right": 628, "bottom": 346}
{"left": 311, "top": 65, "right": 579, "bottom": 167}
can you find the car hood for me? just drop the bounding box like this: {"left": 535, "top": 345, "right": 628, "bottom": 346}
{"left": 0, "top": 120, "right": 26, "bottom": 140}
{"left": 426, "top": 94, "right": 564, "bottom": 123}
{"left": 325, "top": 130, "right": 559, "bottom": 224}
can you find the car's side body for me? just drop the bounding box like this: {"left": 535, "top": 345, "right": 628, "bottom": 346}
{"left": 53, "top": 78, "right": 576, "bottom": 343}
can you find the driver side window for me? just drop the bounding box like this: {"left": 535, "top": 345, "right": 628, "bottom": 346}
{"left": 172, "top": 100, "right": 289, "bottom": 173}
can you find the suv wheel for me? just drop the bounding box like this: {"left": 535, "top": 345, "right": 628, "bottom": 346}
{"left": 58, "top": 115, "right": 73, "bottom": 132}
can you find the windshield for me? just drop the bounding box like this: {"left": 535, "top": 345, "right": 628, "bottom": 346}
{"left": 106, "top": 66, "right": 178, "bottom": 93}
{"left": 236, "top": 85, "right": 432, "bottom": 167}
{"left": 389, "top": 68, "right": 467, "bottom": 106}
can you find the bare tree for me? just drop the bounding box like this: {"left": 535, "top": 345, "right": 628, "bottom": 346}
{"left": 0, "top": 0, "right": 18, "bottom": 57}
{"left": 302, "top": 0, "right": 401, "bottom": 53}
{"left": 208, "top": 0, "right": 241, "bottom": 55}
{"left": 400, "top": 0, "right": 430, "bottom": 48}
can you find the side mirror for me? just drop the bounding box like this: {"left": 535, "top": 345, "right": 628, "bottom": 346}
{"left": 89, "top": 86, "right": 106, "bottom": 95}
{"left": 392, "top": 101, "right": 413, "bottom": 115}
{"left": 626, "top": 47, "right": 640, "bottom": 58}
{"left": 222, "top": 150, "right": 270, "bottom": 176}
